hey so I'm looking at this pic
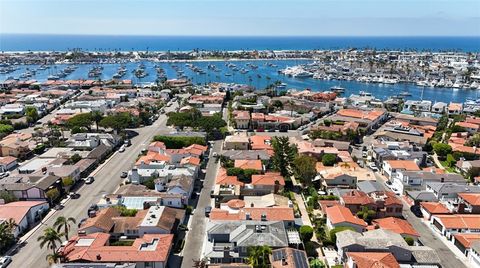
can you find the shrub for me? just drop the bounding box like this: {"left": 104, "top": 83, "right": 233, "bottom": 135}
{"left": 46, "top": 188, "right": 60, "bottom": 201}
{"left": 433, "top": 143, "right": 452, "bottom": 159}
{"left": 0, "top": 124, "right": 13, "bottom": 134}
{"left": 0, "top": 191, "right": 17, "bottom": 203}
{"left": 152, "top": 135, "right": 206, "bottom": 149}
{"left": 299, "top": 225, "right": 314, "bottom": 242}
{"left": 404, "top": 236, "right": 414, "bottom": 246}
{"left": 321, "top": 154, "right": 337, "bottom": 166}
{"left": 115, "top": 206, "right": 138, "bottom": 217}
{"left": 62, "top": 177, "right": 74, "bottom": 187}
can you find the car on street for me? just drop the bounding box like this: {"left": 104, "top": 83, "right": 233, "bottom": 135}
{"left": 119, "top": 145, "right": 125, "bottom": 153}
{"left": 54, "top": 204, "right": 64, "bottom": 210}
{"left": 120, "top": 171, "right": 128, "bottom": 178}
{"left": 368, "top": 163, "right": 378, "bottom": 171}
{"left": 69, "top": 192, "right": 80, "bottom": 199}
{"left": 205, "top": 206, "right": 212, "bottom": 216}
{"left": 85, "top": 176, "right": 95, "bottom": 184}
{"left": 410, "top": 205, "right": 423, "bottom": 217}
{"left": 124, "top": 139, "right": 131, "bottom": 147}
{"left": 0, "top": 256, "right": 12, "bottom": 268}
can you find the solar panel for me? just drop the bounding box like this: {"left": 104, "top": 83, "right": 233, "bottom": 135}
{"left": 293, "top": 250, "right": 308, "bottom": 268}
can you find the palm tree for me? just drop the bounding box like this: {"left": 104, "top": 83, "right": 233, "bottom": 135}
{"left": 247, "top": 245, "right": 272, "bottom": 268}
{"left": 46, "top": 251, "right": 63, "bottom": 265}
{"left": 3, "top": 218, "right": 17, "bottom": 233}
{"left": 38, "top": 227, "right": 63, "bottom": 254}
{"left": 54, "top": 216, "right": 76, "bottom": 240}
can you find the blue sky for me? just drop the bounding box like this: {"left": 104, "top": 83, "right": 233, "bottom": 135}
{"left": 1, "top": 0, "right": 479, "bottom": 36}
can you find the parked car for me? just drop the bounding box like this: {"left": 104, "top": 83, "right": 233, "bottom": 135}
{"left": 85, "top": 176, "right": 95, "bottom": 184}
{"left": 124, "top": 139, "right": 131, "bottom": 147}
{"left": 54, "top": 204, "right": 64, "bottom": 210}
{"left": 0, "top": 256, "right": 12, "bottom": 268}
{"left": 410, "top": 205, "right": 423, "bottom": 218}
{"left": 118, "top": 145, "right": 125, "bottom": 153}
{"left": 205, "top": 206, "right": 212, "bottom": 216}
{"left": 120, "top": 171, "right": 128, "bottom": 178}
{"left": 368, "top": 163, "right": 378, "bottom": 171}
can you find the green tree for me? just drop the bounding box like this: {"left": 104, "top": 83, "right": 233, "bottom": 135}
{"left": 25, "top": 106, "right": 39, "bottom": 123}
{"left": 0, "top": 221, "right": 15, "bottom": 254}
{"left": 356, "top": 206, "right": 376, "bottom": 223}
{"left": 90, "top": 111, "right": 104, "bottom": 131}
{"left": 46, "top": 188, "right": 60, "bottom": 201}
{"left": 247, "top": 245, "right": 272, "bottom": 268}
{"left": 38, "top": 227, "right": 63, "bottom": 254}
{"left": 0, "top": 191, "right": 17, "bottom": 203}
{"left": 69, "top": 153, "right": 82, "bottom": 164}
{"left": 0, "top": 124, "right": 14, "bottom": 134}
{"left": 293, "top": 155, "right": 317, "bottom": 186}
{"left": 321, "top": 154, "right": 337, "bottom": 166}
{"left": 53, "top": 216, "right": 76, "bottom": 240}
{"left": 309, "top": 259, "right": 325, "bottom": 268}
{"left": 67, "top": 113, "right": 93, "bottom": 131}
{"left": 100, "top": 112, "right": 136, "bottom": 132}
{"left": 299, "top": 225, "right": 314, "bottom": 242}
{"left": 433, "top": 143, "right": 452, "bottom": 159}
{"left": 272, "top": 137, "right": 297, "bottom": 178}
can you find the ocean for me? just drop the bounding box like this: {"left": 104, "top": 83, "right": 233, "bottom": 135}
{"left": 0, "top": 34, "right": 479, "bottom": 52}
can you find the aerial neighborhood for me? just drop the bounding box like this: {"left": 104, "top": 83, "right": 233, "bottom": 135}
{"left": 0, "top": 49, "right": 480, "bottom": 268}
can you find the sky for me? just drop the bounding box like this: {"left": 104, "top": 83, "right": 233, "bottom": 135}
{"left": 0, "top": 0, "right": 479, "bottom": 36}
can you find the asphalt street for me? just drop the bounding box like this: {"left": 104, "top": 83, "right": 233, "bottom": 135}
{"left": 180, "top": 141, "right": 222, "bottom": 268}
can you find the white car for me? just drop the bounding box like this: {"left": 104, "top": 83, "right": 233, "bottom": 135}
{"left": 0, "top": 256, "right": 12, "bottom": 268}
{"left": 368, "top": 163, "right": 378, "bottom": 171}
{"left": 119, "top": 145, "right": 125, "bottom": 153}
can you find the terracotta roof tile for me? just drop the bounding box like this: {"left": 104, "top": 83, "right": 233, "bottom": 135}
{"left": 347, "top": 252, "right": 400, "bottom": 268}
{"left": 326, "top": 205, "right": 367, "bottom": 227}
{"left": 372, "top": 217, "right": 419, "bottom": 237}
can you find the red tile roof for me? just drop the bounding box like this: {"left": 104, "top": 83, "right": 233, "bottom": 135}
{"left": 326, "top": 205, "right": 367, "bottom": 227}
{"left": 234, "top": 159, "right": 263, "bottom": 171}
{"left": 347, "top": 252, "right": 400, "bottom": 268}
{"left": 385, "top": 160, "right": 420, "bottom": 171}
{"left": 251, "top": 172, "right": 285, "bottom": 186}
{"left": 453, "top": 233, "right": 480, "bottom": 248}
{"left": 433, "top": 214, "right": 480, "bottom": 229}
{"left": 215, "top": 168, "right": 244, "bottom": 186}
{"left": 420, "top": 202, "right": 451, "bottom": 214}
{"left": 61, "top": 233, "right": 173, "bottom": 263}
{"left": 372, "top": 217, "right": 419, "bottom": 237}
{"left": 458, "top": 193, "right": 480, "bottom": 206}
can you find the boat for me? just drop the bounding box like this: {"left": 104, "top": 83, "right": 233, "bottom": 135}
{"left": 330, "top": 86, "right": 345, "bottom": 93}
{"left": 399, "top": 91, "right": 412, "bottom": 97}
{"left": 47, "top": 75, "right": 60, "bottom": 80}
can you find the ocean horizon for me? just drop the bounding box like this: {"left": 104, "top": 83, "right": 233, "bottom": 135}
{"left": 1, "top": 34, "right": 479, "bottom": 52}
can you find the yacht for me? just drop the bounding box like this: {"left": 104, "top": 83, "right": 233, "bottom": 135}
{"left": 330, "top": 86, "right": 345, "bottom": 93}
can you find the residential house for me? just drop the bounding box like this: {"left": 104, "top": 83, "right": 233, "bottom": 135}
{"left": 209, "top": 206, "right": 295, "bottom": 228}
{"left": 59, "top": 233, "right": 173, "bottom": 267}
{"left": 0, "top": 201, "right": 49, "bottom": 237}
{"left": 371, "top": 217, "right": 420, "bottom": 241}
{"left": 224, "top": 135, "right": 250, "bottom": 150}
{"left": 233, "top": 110, "right": 250, "bottom": 129}
{"left": 382, "top": 160, "right": 420, "bottom": 180}
{"left": 431, "top": 214, "right": 480, "bottom": 239}
{"left": 325, "top": 205, "right": 367, "bottom": 232}
{"left": 204, "top": 221, "right": 293, "bottom": 264}
{"left": 336, "top": 229, "right": 441, "bottom": 265}
{"left": 269, "top": 248, "right": 309, "bottom": 268}
{"left": 0, "top": 156, "right": 17, "bottom": 172}
{"left": 345, "top": 252, "right": 400, "bottom": 268}
{"left": 420, "top": 202, "right": 451, "bottom": 220}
